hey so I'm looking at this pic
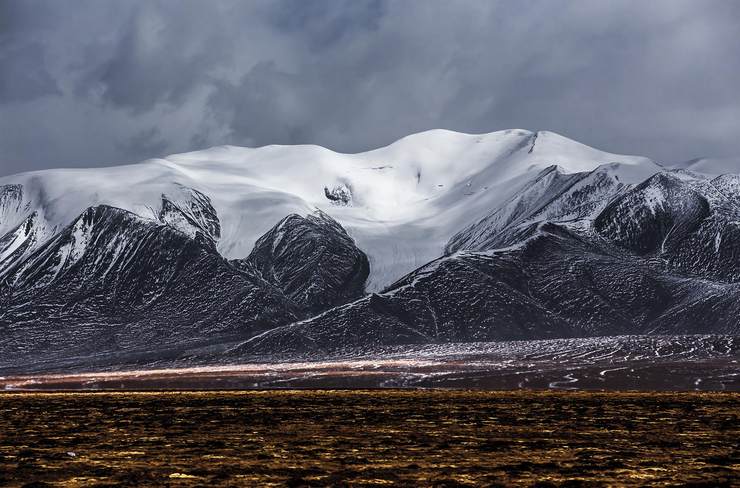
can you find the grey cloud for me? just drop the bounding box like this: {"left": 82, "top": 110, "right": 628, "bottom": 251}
{"left": 0, "top": 1, "right": 61, "bottom": 102}
{"left": 0, "top": 0, "right": 739, "bottom": 177}
{"left": 0, "top": 42, "right": 60, "bottom": 102}
{"left": 76, "top": 2, "right": 236, "bottom": 111}
{"left": 266, "top": 0, "right": 384, "bottom": 48}
{"left": 118, "top": 127, "right": 168, "bottom": 157}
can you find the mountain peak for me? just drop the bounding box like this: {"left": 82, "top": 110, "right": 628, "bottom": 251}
{"left": 0, "top": 128, "right": 670, "bottom": 291}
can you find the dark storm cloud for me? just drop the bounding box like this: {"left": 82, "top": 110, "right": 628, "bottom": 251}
{"left": 0, "top": 0, "right": 739, "bottom": 176}
{"left": 118, "top": 127, "right": 168, "bottom": 157}
{"left": 0, "top": 1, "right": 60, "bottom": 103}
{"left": 76, "top": 2, "right": 236, "bottom": 111}
{"left": 0, "top": 42, "right": 60, "bottom": 102}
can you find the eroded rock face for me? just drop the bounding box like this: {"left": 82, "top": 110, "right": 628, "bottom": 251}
{"left": 0, "top": 205, "right": 299, "bottom": 370}
{"left": 237, "top": 211, "right": 369, "bottom": 315}
{"left": 595, "top": 172, "right": 740, "bottom": 282}
{"left": 595, "top": 173, "right": 711, "bottom": 255}
{"left": 158, "top": 184, "right": 221, "bottom": 247}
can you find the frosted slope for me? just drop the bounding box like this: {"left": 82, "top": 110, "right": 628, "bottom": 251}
{"left": 683, "top": 157, "right": 740, "bottom": 176}
{"left": 0, "top": 129, "right": 660, "bottom": 291}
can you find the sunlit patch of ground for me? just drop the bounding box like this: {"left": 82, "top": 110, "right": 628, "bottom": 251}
{"left": 1, "top": 359, "right": 737, "bottom": 391}
{"left": 0, "top": 390, "right": 738, "bottom": 486}
{"left": 2, "top": 335, "right": 737, "bottom": 391}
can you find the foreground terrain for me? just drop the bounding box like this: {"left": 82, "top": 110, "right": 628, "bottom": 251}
{"left": 0, "top": 390, "right": 738, "bottom": 487}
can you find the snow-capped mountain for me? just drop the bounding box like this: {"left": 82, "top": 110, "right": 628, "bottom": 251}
{"left": 2, "top": 128, "right": 740, "bottom": 373}
{"left": 0, "top": 129, "right": 659, "bottom": 292}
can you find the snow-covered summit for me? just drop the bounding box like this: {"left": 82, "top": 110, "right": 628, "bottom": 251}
{"left": 0, "top": 129, "right": 663, "bottom": 290}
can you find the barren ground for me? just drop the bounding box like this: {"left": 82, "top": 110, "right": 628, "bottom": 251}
{"left": 0, "top": 390, "right": 738, "bottom": 487}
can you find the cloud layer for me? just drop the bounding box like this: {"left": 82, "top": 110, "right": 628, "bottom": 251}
{"left": 1, "top": 0, "right": 739, "bottom": 176}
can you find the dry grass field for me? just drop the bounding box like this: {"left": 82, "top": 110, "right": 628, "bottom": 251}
{"left": 0, "top": 390, "right": 738, "bottom": 487}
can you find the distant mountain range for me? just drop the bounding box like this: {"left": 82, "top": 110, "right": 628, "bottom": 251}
{"left": 1, "top": 129, "right": 739, "bottom": 373}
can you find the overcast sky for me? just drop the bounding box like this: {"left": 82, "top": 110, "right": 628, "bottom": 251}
{"left": 1, "top": 0, "right": 739, "bottom": 176}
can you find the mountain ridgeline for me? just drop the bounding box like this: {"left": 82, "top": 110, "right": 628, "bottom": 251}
{"left": 0, "top": 129, "right": 739, "bottom": 371}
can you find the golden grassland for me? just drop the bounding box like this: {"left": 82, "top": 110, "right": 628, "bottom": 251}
{"left": 0, "top": 390, "right": 738, "bottom": 487}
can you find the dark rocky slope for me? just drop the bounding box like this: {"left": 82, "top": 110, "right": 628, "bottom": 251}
{"left": 235, "top": 211, "right": 369, "bottom": 315}
{"left": 596, "top": 172, "right": 740, "bottom": 282}
{"left": 446, "top": 164, "right": 627, "bottom": 252}
{"left": 234, "top": 225, "right": 740, "bottom": 357}
{"left": 233, "top": 171, "right": 740, "bottom": 356}
{"left": 0, "top": 205, "right": 300, "bottom": 368}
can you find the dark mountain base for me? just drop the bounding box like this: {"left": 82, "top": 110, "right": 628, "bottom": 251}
{"left": 235, "top": 223, "right": 740, "bottom": 356}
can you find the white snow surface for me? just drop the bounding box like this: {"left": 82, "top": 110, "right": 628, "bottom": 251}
{"left": 678, "top": 157, "right": 740, "bottom": 175}
{"left": 0, "top": 129, "right": 662, "bottom": 291}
